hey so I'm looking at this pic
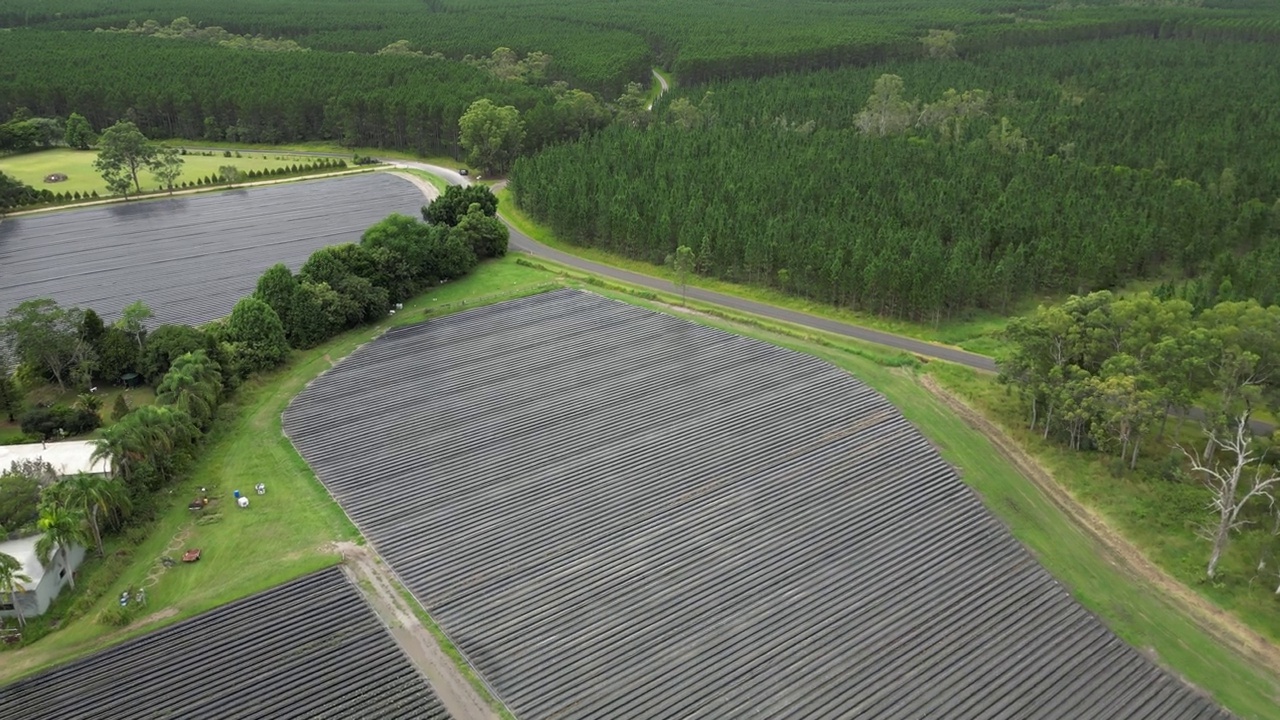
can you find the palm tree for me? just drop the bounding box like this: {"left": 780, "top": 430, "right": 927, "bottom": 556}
{"left": 156, "top": 351, "right": 222, "bottom": 428}
{"left": 62, "top": 473, "right": 132, "bottom": 558}
{"left": 0, "top": 551, "right": 32, "bottom": 628}
{"left": 35, "top": 505, "right": 89, "bottom": 590}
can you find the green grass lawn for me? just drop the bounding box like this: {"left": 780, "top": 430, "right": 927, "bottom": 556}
{"left": 1, "top": 386, "right": 156, "bottom": 444}
{"left": 6, "top": 252, "right": 1277, "bottom": 716}
{"left": 0, "top": 255, "right": 559, "bottom": 683}
{"left": 0, "top": 148, "right": 344, "bottom": 198}
{"left": 578, "top": 282, "right": 1280, "bottom": 719}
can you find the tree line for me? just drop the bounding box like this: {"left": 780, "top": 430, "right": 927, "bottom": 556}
{"left": 510, "top": 120, "right": 1272, "bottom": 320}
{"left": 998, "top": 291, "right": 1280, "bottom": 586}
{"left": 510, "top": 36, "right": 1280, "bottom": 321}
{"left": 4, "top": 0, "right": 1275, "bottom": 92}
{"left": 0, "top": 184, "right": 508, "bottom": 631}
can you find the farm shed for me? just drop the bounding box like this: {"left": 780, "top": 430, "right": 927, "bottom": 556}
{"left": 0, "top": 535, "right": 83, "bottom": 620}
{"left": 0, "top": 567, "right": 452, "bottom": 719}
{"left": 0, "top": 440, "right": 110, "bottom": 477}
{"left": 283, "top": 289, "right": 1231, "bottom": 719}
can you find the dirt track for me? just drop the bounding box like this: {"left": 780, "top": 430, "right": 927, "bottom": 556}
{"left": 337, "top": 542, "right": 500, "bottom": 720}
{"left": 918, "top": 373, "right": 1280, "bottom": 678}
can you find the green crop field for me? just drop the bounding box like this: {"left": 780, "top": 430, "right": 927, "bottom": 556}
{"left": 0, "top": 148, "right": 341, "bottom": 198}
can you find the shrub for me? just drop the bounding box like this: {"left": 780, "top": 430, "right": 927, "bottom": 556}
{"left": 19, "top": 404, "right": 102, "bottom": 438}
{"left": 97, "top": 603, "right": 139, "bottom": 627}
{"left": 223, "top": 150, "right": 232, "bottom": 157}
{"left": 111, "top": 393, "right": 131, "bottom": 422}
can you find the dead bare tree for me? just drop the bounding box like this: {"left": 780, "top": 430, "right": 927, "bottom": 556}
{"left": 1181, "top": 411, "right": 1280, "bottom": 580}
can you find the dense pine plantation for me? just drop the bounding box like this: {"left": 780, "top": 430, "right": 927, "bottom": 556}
{"left": 0, "top": 31, "right": 551, "bottom": 152}
{"left": 4, "top": 0, "right": 1279, "bottom": 91}
{"left": 510, "top": 38, "right": 1280, "bottom": 321}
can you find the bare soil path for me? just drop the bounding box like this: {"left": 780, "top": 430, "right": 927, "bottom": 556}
{"left": 918, "top": 373, "right": 1280, "bottom": 673}
{"left": 337, "top": 541, "right": 501, "bottom": 720}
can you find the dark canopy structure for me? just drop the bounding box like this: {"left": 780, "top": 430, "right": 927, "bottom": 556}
{"left": 0, "top": 567, "right": 451, "bottom": 720}
{"left": 284, "top": 289, "right": 1229, "bottom": 719}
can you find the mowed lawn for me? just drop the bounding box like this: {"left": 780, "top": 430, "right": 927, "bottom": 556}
{"left": 0, "top": 148, "right": 333, "bottom": 197}
{"left": 0, "top": 255, "right": 560, "bottom": 683}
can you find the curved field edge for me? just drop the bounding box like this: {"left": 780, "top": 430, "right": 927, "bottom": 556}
{"left": 0, "top": 255, "right": 560, "bottom": 685}
{"left": 4, "top": 254, "right": 1275, "bottom": 717}
{"left": 537, "top": 266, "right": 1280, "bottom": 719}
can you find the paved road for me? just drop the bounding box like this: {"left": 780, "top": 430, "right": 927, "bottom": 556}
{"left": 647, "top": 68, "right": 670, "bottom": 111}
{"left": 391, "top": 162, "right": 998, "bottom": 371}
{"left": 173, "top": 152, "right": 1274, "bottom": 435}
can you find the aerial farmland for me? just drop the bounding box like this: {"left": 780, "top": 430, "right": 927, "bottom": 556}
{"left": 283, "top": 289, "right": 1228, "bottom": 719}
{"left": 0, "top": 567, "right": 452, "bottom": 719}
{"left": 0, "top": 172, "right": 425, "bottom": 324}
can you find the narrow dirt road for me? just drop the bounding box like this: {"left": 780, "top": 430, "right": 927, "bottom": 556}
{"left": 918, "top": 374, "right": 1280, "bottom": 675}
{"left": 337, "top": 542, "right": 501, "bottom": 720}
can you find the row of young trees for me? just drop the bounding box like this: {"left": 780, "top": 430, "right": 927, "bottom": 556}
{"left": 998, "top": 291, "right": 1280, "bottom": 583}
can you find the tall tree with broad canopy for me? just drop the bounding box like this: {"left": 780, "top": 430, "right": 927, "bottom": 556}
{"left": 423, "top": 184, "right": 499, "bottom": 227}
{"left": 1, "top": 299, "right": 88, "bottom": 390}
{"left": 224, "top": 296, "right": 289, "bottom": 371}
{"left": 150, "top": 146, "right": 184, "bottom": 194}
{"left": 449, "top": 202, "right": 509, "bottom": 259}
{"left": 459, "top": 98, "right": 524, "bottom": 174}
{"left": 93, "top": 121, "right": 156, "bottom": 197}
{"left": 255, "top": 264, "right": 299, "bottom": 331}
{"left": 63, "top": 112, "right": 95, "bottom": 150}
{"left": 115, "top": 300, "right": 153, "bottom": 349}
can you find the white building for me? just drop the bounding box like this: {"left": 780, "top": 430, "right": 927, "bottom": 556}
{"left": 0, "top": 440, "right": 110, "bottom": 477}
{"left": 0, "top": 535, "right": 85, "bottom": 620}
{"left": 0, "top": 440, "right": 104, "bottom": 621}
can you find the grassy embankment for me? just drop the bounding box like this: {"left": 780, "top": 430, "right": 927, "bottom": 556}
{"left": 0, "top": 255, "right": 558, "bottom": 684}
{"left": 0, "top": 148, "right": 346, "bottom": 198}
{"left": 5, "top": 241, "right": 1275, "bottom": 714}
{"left": 932, "top": 364, "right": 1280, "bottom": 642}
{"left": 496, "top": 188, "right": 1179, "bottom": 357}
{"left": 520, "top": 254, "right": 1280, "bottom": 719}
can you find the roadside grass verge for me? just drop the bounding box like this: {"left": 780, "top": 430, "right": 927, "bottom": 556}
{"left": 0, "top": 148, "right": 343, "bottom": 198}
{"left": 398, "top": 168, "right": 450, "bottom": 195}
{"left": 495, "top": 187, "right": 1017, "bottom": 354}
{"left": 576, "top": 280, "right": 1279, "bottom": 719}
{"left": 0, "top": 255, "right": 557, "bottom": 683}
{"left": 499, "top": 188, "right": 1186, "bottom": 358}
{"left": 930, "top": 363, "right": 1280, "bottom": 647}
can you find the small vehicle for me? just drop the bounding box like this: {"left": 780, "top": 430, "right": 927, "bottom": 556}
{"left": 458, "top": 168, "right": 469, "bottom": 176}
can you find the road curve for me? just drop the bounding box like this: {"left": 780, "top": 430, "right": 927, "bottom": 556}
{"left": 391, "top": 161, "right": 996, "bottom": 370}
{"left": 166, "top": 152, "right": 1267, "bottom": 434}
{"left": 647, "top": 68, "right": 670, "bottom": 111}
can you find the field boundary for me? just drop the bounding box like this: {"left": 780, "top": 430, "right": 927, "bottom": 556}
{"left": 918, "top": 372, "right": 1280, "bottom": 674}
{"left": 2, "top": 166, "right": 386, "bottom": 218}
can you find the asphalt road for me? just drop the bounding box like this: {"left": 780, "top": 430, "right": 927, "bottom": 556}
{"left": 180, "top": 153, "right": 1274, "bottom": 435}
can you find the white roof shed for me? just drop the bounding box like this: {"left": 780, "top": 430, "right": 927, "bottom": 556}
{"left": 0, "top": 440, "right": 110, "bottom": 477}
